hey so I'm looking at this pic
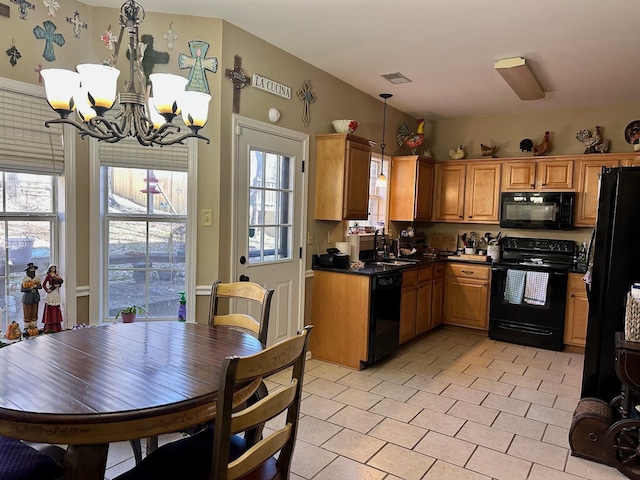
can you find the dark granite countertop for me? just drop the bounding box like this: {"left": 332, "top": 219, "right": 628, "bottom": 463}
{"left": 312, "top": 257, "right": 447, "bottom": 276}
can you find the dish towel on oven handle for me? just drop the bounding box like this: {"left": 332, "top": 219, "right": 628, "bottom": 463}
{"left": 504, "top": 269, "right": 526, "bottom": 304}
{"left": 524, "top": 271, "right": 549, "bottom": 306}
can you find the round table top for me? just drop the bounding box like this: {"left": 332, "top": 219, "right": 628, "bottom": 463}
{"left": 0, "top": 322, "right": 263, "bottom": 443}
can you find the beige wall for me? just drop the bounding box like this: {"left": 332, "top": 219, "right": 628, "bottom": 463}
{"left": 431, "top": 103, "right": 640, "bottom": 160}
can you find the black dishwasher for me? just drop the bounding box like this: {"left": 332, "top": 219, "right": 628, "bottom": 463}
{"left": 368, "top": 271, "right": 402, "bottom": 366}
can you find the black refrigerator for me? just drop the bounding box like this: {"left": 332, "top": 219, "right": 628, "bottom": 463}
{"left": 581, "top": 166, "right": 640, "bottom": 402}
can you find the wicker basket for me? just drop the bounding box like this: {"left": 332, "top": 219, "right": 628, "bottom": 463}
{"left": 625, "top": 292, "right": 640, "bottom": 342}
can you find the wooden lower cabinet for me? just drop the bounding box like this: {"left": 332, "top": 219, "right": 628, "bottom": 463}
{"left": 564, "top": 273, "right": 589, "bottom": 347}
{"left": 400, "top": 264, "right": 444, "bottom": 344}
{"left": 444, "top": 263, "right": 490, "bottom": 330}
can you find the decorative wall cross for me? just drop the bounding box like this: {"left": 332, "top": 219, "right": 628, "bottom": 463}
{"left": 66, "top": 10, "right": 87, "bottom": 39}
{"left": 178, "top": 40, "right": 217, "bottom": 94}
{"left": 33, "top": 21, "right": 65, "bottom": 62}
{"left": 297, "top": 80, "right": 316, "bottom": 127}
{"left": 10, "top": 0, "right": 34, "bottom": 20}
{"left": 43, "top": 0, "right": 59, "bottom": 18}
{"left": 6, "top": 44, "right": 21, "bottom": 66}
{"left": 101, "top": 25, "right": 117, "bottom": 50}
{"left": 34, "top": 62, "right": 43, "bottom": 82}
{"left": 163, "top": 22, "right": 177, "bottom": 50}
{"left": 225, "top": 54, "right": 250, "bottom": 114}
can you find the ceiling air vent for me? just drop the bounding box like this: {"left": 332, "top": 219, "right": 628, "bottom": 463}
{"left": 381, "top": 72, "right": 412, "bottom": 85}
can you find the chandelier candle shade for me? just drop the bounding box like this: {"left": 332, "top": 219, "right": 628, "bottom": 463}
{"left": 376, "top": 93, "right": 393, "bottom": 187}
{"left": 40, "top": 0, "right": 210, "bottom": 146}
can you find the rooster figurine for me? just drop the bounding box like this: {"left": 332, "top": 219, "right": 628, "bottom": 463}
{"left": 532, "top": 131, "right": 551, "bottom": 156}
{"left": 397, "top": 118, "right": 425, "bottom": 155}
{"left": 480, "top": 143, "right": 498, "bottom": 157}
{"left": 576, "top": 126, "right": 610, "bottom": 154}
{"left": 449, "top": 145, "right": 465, "bottom": 160}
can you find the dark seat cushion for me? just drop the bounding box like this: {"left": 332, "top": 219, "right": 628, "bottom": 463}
{"left": 114, "top": 426, "right": 278, "bottom": 480}
{"left": 0, "top": 436, "right": 63, "bottom": 480}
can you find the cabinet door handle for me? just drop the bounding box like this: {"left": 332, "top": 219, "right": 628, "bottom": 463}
{"left": 461, "top": 270, "right": 474, "bottom": 275}
{"left": 458, "top": 215, "right": 463, "bottom": 219}
{"left": 570, "top": 293, "right": 575, "bottom": 298}
{"left": 530, "top": 184, "right": 535, "bottom": 188}
{"left": 541, "top": 183, "right": 546, "bottom": 186}
{"left": 468, "top": 215, "right": 473, "bottom": 219}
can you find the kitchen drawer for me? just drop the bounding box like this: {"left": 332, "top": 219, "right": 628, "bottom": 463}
{"left": 403, "top": 269, "right": 418, "bottom": 287}
{"left": 433, "top": 264, "right": 445, "bottom": 277}
{"left": 446, "top": 263, "right": 490, "bottom": 281}
{"left": 417, "top": 266, "right": 433, "bottom": 283}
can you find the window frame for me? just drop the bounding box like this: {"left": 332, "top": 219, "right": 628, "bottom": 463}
{"left": 89, "top": 139, "right": 198, "bottom": 324}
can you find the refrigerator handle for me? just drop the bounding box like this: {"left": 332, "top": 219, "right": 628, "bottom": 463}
{"left": 585, "top": 227, "right": 596, "bottom": 300}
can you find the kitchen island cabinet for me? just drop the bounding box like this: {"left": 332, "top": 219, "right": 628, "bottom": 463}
{"left": 433, "top": 161, "right": 501, "bottom": 224}
{"left": 444, "top": 263, "right": 491, "bottom": 330}
{"left": 389, "top": 155, "right": 434, "bottom": 222}
{"left": 564, "top": 272, "right": 589, "bottom": 347}
{"left": 310, "top": 270, "right": 370, "bottom": 369}
{"left": 314, "top": 133, "right": 372, "bottom": 221}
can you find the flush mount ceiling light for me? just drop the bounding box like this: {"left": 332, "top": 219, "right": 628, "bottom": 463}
{"left": 41, "top": 0, "right": 210, "bottom": 146}
{"left": 376, "top": 93, "right": 393, "bottom": 188}
{"left": 494, "top": 57, "right": 545, "bottom": 101}
{"left": 380, "top": 72, "right": 412, "bottom": 85}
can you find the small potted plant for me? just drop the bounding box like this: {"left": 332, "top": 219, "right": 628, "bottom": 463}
{"left": 115, "top": 305, "right": 148, "bottom": 323}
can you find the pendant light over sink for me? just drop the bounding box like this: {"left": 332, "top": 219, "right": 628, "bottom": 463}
{"left": 376, "top": 93, "right": 393, "bottom": 188}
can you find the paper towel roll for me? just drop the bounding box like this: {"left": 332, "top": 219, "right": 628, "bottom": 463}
{"left": 349, "top": 235, "right": 360, "bottom": 261}
{"left": 336, "top": 242, "right": 350, "bottom": 254}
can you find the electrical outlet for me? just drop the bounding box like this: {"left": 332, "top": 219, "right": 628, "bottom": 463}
{"left": 201, "top": 209, "right": 213, "bottom": 227}
{"left": 307, "top": 230, "right": 314, "bottom": 245}
{"left": 327, "top": 231, "right": 333, "bottom": 244}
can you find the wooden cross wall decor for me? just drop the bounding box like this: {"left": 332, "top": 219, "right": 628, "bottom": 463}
{"left": 33, "top": 21, "right": 65, "bottom": 62}
{"left": 225, "top": 55, "right": 250, "bottom": 114}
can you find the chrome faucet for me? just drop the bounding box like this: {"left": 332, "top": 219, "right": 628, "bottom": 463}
{"left": 374, "top": 227, "right": 389, "bottom": 259}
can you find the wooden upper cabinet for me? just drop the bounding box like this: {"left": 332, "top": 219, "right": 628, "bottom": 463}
{"left": 389, "top": 156, "right": 435, "bottom": 222}
{"left": 314, "top": 133, "right": 372, "bottom": 220}
{"left": 433, "top": 163, "right": 466, "bottom": 221}
{"left": 574, "top": 154, "right": 631, "bottom": 227}
{"left": 434, "top": 161, "right": 501, "bottom": 223}
{"left": 464, "top": 162, "right": 502, "bottom": 222}
{"left": 502, "top": 158, "right": 573, "bottom": 190}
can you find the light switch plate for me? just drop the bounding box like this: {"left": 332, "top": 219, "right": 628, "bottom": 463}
{"left": 201, "top": 209, "right": 213, "bottom": 227}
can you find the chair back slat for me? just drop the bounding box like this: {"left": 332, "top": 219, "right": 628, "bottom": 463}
{"left": 211, "top": 325, "right": 312, "bottom": 480}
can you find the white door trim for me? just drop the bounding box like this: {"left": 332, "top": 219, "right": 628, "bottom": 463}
{"left": 231, "top": 115, "right": 309, "bottom": 335}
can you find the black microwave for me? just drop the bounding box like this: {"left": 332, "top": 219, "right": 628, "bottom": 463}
{"left": 500, "top": 191, "right": 575, "bottom": 230}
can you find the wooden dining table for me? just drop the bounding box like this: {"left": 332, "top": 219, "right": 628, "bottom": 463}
{"left": 0, "top": 322, "right": 264, "bottom": 480}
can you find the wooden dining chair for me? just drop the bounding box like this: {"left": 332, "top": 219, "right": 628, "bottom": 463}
{"left": 114, "top": 325, "right": 313, "bottom": 480}
{"left": 135, "top": 279, "right": 276, "bottom": 461}
{"left": 209, "top": 280, "right": 275, "bottom": 347}
{"left": 0, "top": 436, "right": 65, "bottom": 480}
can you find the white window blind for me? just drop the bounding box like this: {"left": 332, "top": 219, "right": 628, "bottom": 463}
{"left": 99, "top": 137, "right": 189, "bottom": 171}
{"left": 0, "top": 88, "right": 64, "bottom": 174}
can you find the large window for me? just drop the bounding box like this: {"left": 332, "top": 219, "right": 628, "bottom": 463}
{"left": 104, "top": 167, "right": 186, "bottom": 320}
{"left": 0, "top": 173, "right": 56, "bottom": 328}
{"left": 349, "top": 154, "right": 387, "bottom": 231}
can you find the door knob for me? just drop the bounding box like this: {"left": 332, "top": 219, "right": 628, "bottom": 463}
{"left": 239, "top": 255, "right": 247, "bottom": 265}
{"left": 239, "top": 275, "right": 250, "bottom": 282}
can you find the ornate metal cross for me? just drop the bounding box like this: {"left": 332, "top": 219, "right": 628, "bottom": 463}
{"left": 225, "top": 54, "right": 250, "bottom": 114}
{"left": 297, "top": 80, "right": 316, "bottom": 127}
{"left": 66, "top": 11, "right": 88, "bottom": 39}
{"left": 10, "top": 0, "right": 34, "bottom": 20}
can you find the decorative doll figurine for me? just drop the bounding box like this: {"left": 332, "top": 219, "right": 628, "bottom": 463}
{"left": 42, "top": 264, "right": 64, "bottom": 333}
{"left": 21, "top": 263, "right": 42, "bottom": 333}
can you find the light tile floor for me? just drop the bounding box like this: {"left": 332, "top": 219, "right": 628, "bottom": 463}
{"left": 104, "top": 327, "right": 628, "bottom": 480}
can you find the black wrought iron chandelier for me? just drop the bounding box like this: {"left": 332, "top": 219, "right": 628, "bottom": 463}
{"left": 41, "top": 0, "right": 210, "bottom": 146}
{"left": 376, "top": 93, "right": 393, "bottom": 187}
